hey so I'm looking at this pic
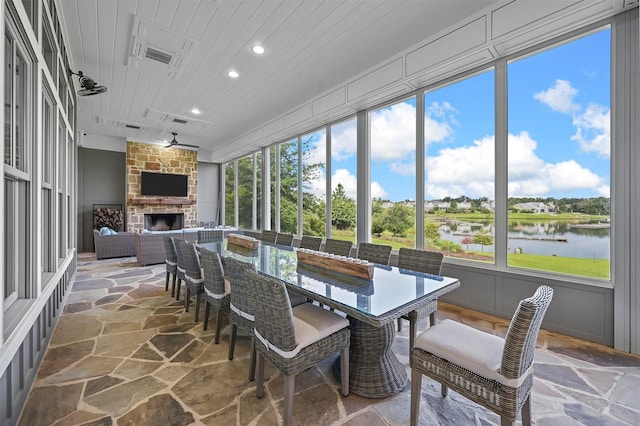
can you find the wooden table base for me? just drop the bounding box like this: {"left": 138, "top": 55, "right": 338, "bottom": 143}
{"left": 332, "top": 316, "right": 408, "bottom": 398}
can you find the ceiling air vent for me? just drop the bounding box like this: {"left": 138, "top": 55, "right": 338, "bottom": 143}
{"left": 128, "top": 17, "right": 196, "bottom": 80}
{"left": 144, "top": 46, "right": 173, "bottom": 65}
{"left": 173, "top": 118, "right": 188, "bottom": 124}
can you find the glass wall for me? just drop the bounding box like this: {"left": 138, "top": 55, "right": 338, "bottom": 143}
{"left": 279, "top": 139, "right": 298, "bottom": 234}
{"left": 424, "top": 70, "right": 495, "bottom": 261}
{"left": 301, "top": 129, "right": 326, "bottom": 237}
{"left": 507, "top": 28, "right": 611, "bottom": 279}
{"left": 369, "top": 96, "right": 416, "bottom": 249}
{"left": 330, "top": 118, "right": 357, "bottom": 242}
{"left": 237, "top": 155, "right": 253, "bottom": 229}
{"left": 224, "top": 162, "right": 235, "bottom": 226}
{"left": 221, "top": 25, "right": 612, "bottom": 284}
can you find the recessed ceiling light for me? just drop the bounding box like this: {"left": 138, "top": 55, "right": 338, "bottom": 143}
{"left": 252, "top": 45, "right": 265, "bottom": 55}
{"left": 191, "top": 108, "right": 201, "bottom": 115}
{"left": 228, "top": 70, "right": 239, "bottom": 78}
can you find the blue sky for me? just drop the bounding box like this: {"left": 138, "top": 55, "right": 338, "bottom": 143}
{"left": 306, "top": 27, "right": 610, "bottom": 203}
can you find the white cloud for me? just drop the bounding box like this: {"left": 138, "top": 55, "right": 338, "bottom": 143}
{"left": 534, "top": 79, "right": 580, "bottom": 113}
{"left": 332, "top": 169, "right": 357, "bottom": 199}
{"left": 331, "top": 168, "right": 387, "bottom": 199}
{"left": 330, "top": 122, "right": 358, "bottom": 161}
{"left": 424, "top": 131, "right": 607, "bottom": 199}
{"left": 571, "top": 103, "right": 610, "bottom": 157}
{"left": 424, "top": 101, "right": 456, "bottom": 145}
{"left": 370, "top": 102, "right": 416, "bottom": 161}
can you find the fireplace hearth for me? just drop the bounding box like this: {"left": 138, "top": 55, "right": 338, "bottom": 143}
{"left": 144, "top": 213, "right": 184, "bottom": 231}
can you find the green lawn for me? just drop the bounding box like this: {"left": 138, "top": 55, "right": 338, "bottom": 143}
{"left": 507, "top": 253, "right": 609, "bottom": 279}
{"left": 328, "top": 229, "right": 609, "bottom": 279}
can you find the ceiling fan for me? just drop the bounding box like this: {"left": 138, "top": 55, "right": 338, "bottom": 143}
{"left": 165, "top": 132, "right": 199, "bottom": 149}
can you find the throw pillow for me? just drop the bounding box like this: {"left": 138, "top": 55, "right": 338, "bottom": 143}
{"left": 100, "top": 227, "right": 110, "bottom": 236}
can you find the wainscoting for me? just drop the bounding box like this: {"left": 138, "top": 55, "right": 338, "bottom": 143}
{"left": 0, "top": 254, "right": 76, "bottom": 425}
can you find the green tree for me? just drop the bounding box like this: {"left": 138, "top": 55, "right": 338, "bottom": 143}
{"left": 383, "top": 203, "right": 413, "bottom": 237}
{"left": 424, "top": 222, "right": 441, "bottom": 243}
{"left": 331, "top": 183, "right": 356, "bottom": 230}
{"left": 472, "top": 232, "right": 494, "bottom": 252}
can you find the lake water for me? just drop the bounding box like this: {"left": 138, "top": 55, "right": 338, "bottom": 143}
{"left": 438, "top": 219, "right": 610, "bottom": 259}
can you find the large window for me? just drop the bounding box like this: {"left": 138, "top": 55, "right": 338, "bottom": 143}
{"left": 369, "top": 97, "right": 416, "bottom": 249}
{"left": 41, "top": 84, "right": 54, "bottom": 277}
{"left": 224, "top": 162, "right": 235, "bottom": 226}
{"left": 507, "top": 28, "right": 611, "bottom": 280}
{"left": 4, "top": 18, "right": 33, "bottom": 308}
{"left": 330, "top": 118, "right": 357, "bottom": 242}
{"left": 301, "top": 129, "right": 326, "bottom": 237}
{"left": 237, "top": 155, "right": 253, "bottom": 229}
{"left": 424, "top": 70, "right": 495, "bottom": 261}
{"left": 279, "top": 139, "right": 298, "bottom": 234}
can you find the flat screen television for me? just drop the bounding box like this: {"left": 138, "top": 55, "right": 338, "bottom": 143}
{"left": 141, "top": 172, "right": 188, "bottom": 197}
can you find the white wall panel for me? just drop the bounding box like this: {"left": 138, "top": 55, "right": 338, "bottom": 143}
{"left": 406, "top": 17, "right": 487, "bottom": 77}
{"left": 312, "top": 87, "right": 346, "bottom": 116}
{"left": 408, "top": 50, "right": 495, "bottom": 89}
{"left": 347, "top": 58, "right": 403, "bottom": 102}
{"left": 283, "top": 103, "right": 312, "bottom": 127}
{"left": 491, "top": 0, "right": 582, "bottom": 39}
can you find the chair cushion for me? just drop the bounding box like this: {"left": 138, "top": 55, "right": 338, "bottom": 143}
{"left": 292, "top": 303, "right": 349, "bottom": 351}
{"left": 414, "top": 319, "right": 506, "bottom": 384}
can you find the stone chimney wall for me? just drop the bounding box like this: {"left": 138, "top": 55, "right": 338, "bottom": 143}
{"left": 126, "top": 141, "right": 198, "bottom": 233}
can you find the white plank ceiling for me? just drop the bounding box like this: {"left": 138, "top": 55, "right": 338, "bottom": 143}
{"left": 59, "top": 0, "right": 632, "bottom": 161}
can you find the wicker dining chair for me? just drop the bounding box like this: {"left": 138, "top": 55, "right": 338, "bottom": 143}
{"left": 162, "top": 237, "right": 178, "bottom": 296}
{"left": 323, "top": 238, "right": 353, "bottom": 257}
{"left": 396, "top": 248, "right": 444, "bottom": 348}
{"left": 299, "top": 235, "right": 322, "bottom": 251}
{"left": 200, "top": 248, "right": 230, "bottom": 343}
{"left": 246, "top": 268, "right": 350, "bottom": 426}
{"left": 197, "top": 229, "right": 224, "bottom": 243}
{"left": 243, "top": 230, "right": 262, "bottom": 240}
{"left": 178, "top": 240, "right": 205, "bottom": 322}
{"left": 275, "top": 232, "right": 295, "bottom": 246}
{"left": 357, "top": 242, "right": 392, "bottom": 265}
{"left": 225, "top": 257, "right": 259, "bottom": 381}
{"left": 173, "top": 237, "right": 187, "bottom": 301}
{"left": 260, "top": 230, "right": 278, "bottom": 243}
{"left": 410, "top": 285, "right": 554, "bottom": 426}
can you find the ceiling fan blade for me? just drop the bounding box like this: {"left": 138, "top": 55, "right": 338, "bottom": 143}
{"left": 178, "top": 143, "right": 199, "bottom": 149}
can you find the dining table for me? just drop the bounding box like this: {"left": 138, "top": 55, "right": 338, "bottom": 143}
{"left": 197, "top": 239, "right": 460, "bottom": 398}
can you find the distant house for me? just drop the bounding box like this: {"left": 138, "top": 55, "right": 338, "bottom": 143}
{"left": 458, "top": 201, "right": 472, "bottom": 211}
{"left": 512, "top": 202, "right": 555, "bottom": 213}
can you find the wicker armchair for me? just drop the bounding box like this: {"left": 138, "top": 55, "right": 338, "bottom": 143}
{"left": 197, "top": 229, "right": 224, "bottom": 243}
{"left": 397, "top": 248, "right": 444, "bottom": 348}
{"left": 178, "top": 240, "right": 205, "bottom": 322}
{"left": 357, "top": 242, "right": 392, "bottom": 265}
{"left": 260, "top": 230, "right": 278, "bottom": 243}
{"left": 299, "top": 235, "right": 322, "bottom": 251}
{"left": 225, "top": 257, "right": 259, "bottom": 381}
{"left": 410, "top": 285, "right": 554, "bottom": 426}
{"left": 200, "top": 248, "right": 230, "bottom": 343}
{"left": 323, "top": 238, "right": 353, "bottom": 257}
{"left": 275, "top": 232, "right": 295, "bottom": 246}
{"left": 247, "top": 269, "right": 350, "bottom": 426}
{"left": 162, "top": 237, "right": 178, "bottom": 296}
{"left": 93, "top": 230, "right": 135, "bottom": 260}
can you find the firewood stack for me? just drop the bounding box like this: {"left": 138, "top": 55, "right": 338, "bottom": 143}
{"left": 93, "top": 208, "right": 124, "bottom": 232}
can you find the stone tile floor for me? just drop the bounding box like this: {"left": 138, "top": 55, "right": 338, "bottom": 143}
{"left": 18, "top": 254, "right": 640, "bottom": 425}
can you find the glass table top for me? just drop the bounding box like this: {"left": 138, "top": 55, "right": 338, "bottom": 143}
{"left": 198, "top": 240, "right": 459, "bottom": 322}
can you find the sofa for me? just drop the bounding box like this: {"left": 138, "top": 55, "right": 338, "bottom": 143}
{"left": 134, "top": 229, "right": 199, "bottom": 266}
{"left": 93, "top": 229, "right": 136, "bottom": 260}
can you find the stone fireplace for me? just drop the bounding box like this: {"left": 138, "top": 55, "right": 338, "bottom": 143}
{"left": 126, "top": 141, "right": 198, "bottom": 233}
{"left": 144, "top": 213, "right": 184, "bottom": 231}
